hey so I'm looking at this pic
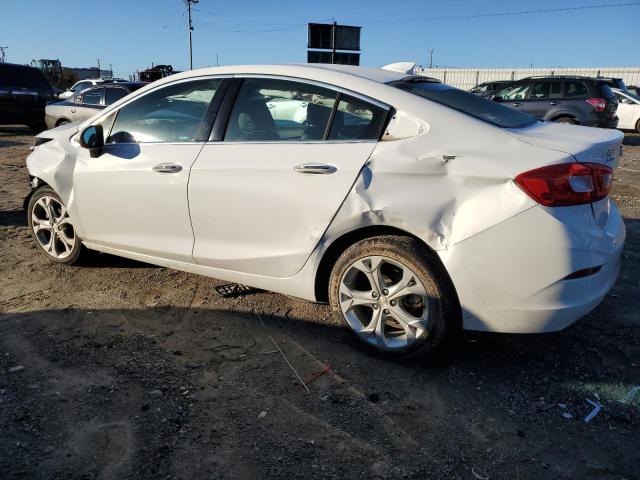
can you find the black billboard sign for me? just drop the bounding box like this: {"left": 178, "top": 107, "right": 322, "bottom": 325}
{"left": 307, "top": 22, "right": 361, "bottom": 65}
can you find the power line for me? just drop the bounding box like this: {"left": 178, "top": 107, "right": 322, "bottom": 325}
{"left": 354, "top": 1, "right": 640, "bottom": 24}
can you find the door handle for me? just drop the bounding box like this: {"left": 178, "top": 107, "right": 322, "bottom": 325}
{"left": 294, "top": 164, "right": 337, "bottom": 175}
{"left": 512, "top": 102, "right": 521, "bottom": 107}
{"left": 549, "top": 101, "right": 561, "bottom": 105}
{"left": 152, "top": 163, "right": 183, "bottom": 174}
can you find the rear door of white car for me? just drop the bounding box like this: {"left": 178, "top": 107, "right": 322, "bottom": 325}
{"left": 189, "top": 76, "right": 390, "bottom": 277}
{"left": 73, "top": 77, "right": 229, "bottom": 262}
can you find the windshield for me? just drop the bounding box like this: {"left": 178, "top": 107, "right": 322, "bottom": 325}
{"left": 389, "top": 80, "right": 537, "bottom": 129}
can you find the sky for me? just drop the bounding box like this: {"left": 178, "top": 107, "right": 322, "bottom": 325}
{"left": 1, "top": 0, "right": 639, "bottom": 78}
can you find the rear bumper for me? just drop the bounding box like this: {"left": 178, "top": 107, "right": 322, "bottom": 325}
{"left": 439, "top": 200, "right": 625, "bottom": 333}
{"left": 583, "top": 116, "right": 619, "bottom": 129}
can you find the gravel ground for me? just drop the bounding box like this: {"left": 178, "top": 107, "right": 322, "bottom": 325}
{"left": 1, "top": 126, "right": 639, "bottom": 480}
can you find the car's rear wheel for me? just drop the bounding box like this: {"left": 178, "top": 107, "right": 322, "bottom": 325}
{"left": 635, "top": 118, "right": 640, "bottom": 134}
{"left": 27, "top": 186, "right": 84, "bottom": 264}
{"left": 329, "top": 236, "right": 455, "bottom": 359}
{"left": 554, "top": 116, "right": 576, "bottom": 124}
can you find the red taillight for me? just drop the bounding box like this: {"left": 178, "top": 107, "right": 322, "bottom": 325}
{"left": 515, "top": 162, "right": 613, "bottom": 207}
{"left": 586, "top": 98, "right": 606, "bottom": 112}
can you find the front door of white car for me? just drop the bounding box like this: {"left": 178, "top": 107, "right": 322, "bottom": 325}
{"left": 73, "top": 77, "right": 224, "bottom": 262}
{"left": 189, "top": 77, "right": 390, "bottom": 278}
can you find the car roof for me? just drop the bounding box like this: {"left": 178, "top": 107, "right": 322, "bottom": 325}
{"left": 155, "top": 64, "right": 409, "bottom": 86}
{"left": 82, "top": 81, "right": 147, "bottom": 90}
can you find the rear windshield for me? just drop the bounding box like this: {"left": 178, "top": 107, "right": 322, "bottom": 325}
{"left": 389, "top": 80, "right": 537, "bottom": 129}
{"left": 0, "top": 64, "right": 51, "bottom": 89}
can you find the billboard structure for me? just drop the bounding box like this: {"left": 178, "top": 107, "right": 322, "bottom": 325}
{"left": 307, "top": 22, "right": 361, "bottom": 66}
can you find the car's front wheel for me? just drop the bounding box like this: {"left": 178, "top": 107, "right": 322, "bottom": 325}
{"left": 27, "top": 186, "right": 84, "bottom": 264}
{"left": 329, "top": 236, "right": 456, "bottom": 359}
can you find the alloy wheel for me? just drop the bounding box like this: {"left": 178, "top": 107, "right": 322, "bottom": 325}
{"left": 339, "top": 255, "right": 430, "bottom": 349}
{"left": 31, "top": 195, "right": 77, "bottom": 259}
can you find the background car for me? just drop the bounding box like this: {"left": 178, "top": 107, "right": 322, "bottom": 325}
{"left": 58, "top": 78, "right": 128, "bottom": 99}
{"left": 45, "top": 82, "right": 146, "bottom": 129}
{"left": 25, "top": 64, "right": 624, "bottom": 359}
{"left": 0, "top": 62, "right": 55, "bottom": 132}
{"left": 597, "top": 77, "right": 627, "bottom": 92}
{"left": 496, "top": 75, "right": 618, "bottom": 127}
{"left": 613, "top": 87, "right": 640, "bottom": 132}
{"left": 469, "top": 80, "right": 511, "bottom": 97}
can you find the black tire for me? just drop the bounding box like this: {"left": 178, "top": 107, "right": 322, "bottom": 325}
{"left": 27, "top": 186, "right": 85, "bottom": 265}
{"left": 554, "top": 116, "right": 576, "bottom": 124}
{"left": 328, "top": 235, "right": 458, "bottom": 360}
{"left": 635, "top": 118, "right": 640, "bottom": 134}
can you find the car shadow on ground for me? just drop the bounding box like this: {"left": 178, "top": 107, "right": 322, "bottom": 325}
{"left": 623, "top": 132, "right": 640, "bottom": 146}
{"left": 0, "top": 209, "right": 25, "bottom": 227}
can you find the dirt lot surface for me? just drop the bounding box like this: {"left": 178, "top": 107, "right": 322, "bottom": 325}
{"left": 1, "top": 126, "right": 639, "bottom": 480}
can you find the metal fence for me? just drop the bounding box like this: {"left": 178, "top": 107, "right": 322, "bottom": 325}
{"left": 414, "top": 67, "right": 640, "bottom": 90}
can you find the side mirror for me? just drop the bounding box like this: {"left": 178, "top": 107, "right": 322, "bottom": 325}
{"left": 79, "top": 125, "right": 104, "bottom": 158}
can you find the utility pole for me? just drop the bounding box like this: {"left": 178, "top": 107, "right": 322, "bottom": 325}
{"left": 97, "top": 58, "right": 101, "bottom": 77}
{"left": 184, "top": 0, "right": 199, "bottom": 70}
{"left": 0, "top": 46, "right": 8, "bottom": 63}
{"left": 428, "top": 49, "right": 433, "bottom": 69}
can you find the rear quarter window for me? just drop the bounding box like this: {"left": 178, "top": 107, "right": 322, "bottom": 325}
{"left": 390, "top": 81, "right": 537, "bottom": 129}
{"left": 564, "top": 81, "right": 588, "bottom": 98}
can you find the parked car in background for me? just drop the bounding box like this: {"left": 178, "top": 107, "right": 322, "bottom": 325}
{"left": 25, "top": 64, "right": 625, "bottom": 359}
{"left": 45, "top": 82, "right": 146, "bottom": 129}
{"left": 613, "top": 88, "right": 640, "bottom": 132}
{"left": 58, "top": 78, "right": 128, "bottom": 99}
{"left": 628, "top": 85, "right": 640, "bottom": 96}
{"left": 597, "top": 77, "right": 627, "bottom": 92}
{"left": 469, "top": 80, "right": 511, "bottom": 97}
{"left": 0, "top": 62, "right": 55, "bottom": 132}
{"left": 495, "top": 76, "right": 618, "bottom": 128}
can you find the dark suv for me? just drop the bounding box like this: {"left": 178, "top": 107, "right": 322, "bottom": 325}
{"left": 496, "top": 76, "right": 618, "bottom": 128}
{"left": 0, "top": 63, "right": 55, "bottom": 132}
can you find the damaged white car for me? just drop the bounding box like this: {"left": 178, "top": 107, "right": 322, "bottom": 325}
{"left": 25, "top": 64, "right": 625, "bottom": 359}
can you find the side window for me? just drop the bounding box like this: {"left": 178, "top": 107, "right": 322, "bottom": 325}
{"left": 81, "top": 88, "right": 103, "bottom": 105}
{"left": 565, "top": 81, "right": 588, "bottom": 98}
{"left": 530, "top": 82, "right": 562, "bottom": 99}
{"left": 105, "top": 87, "right": 129, "bottom": 105}
{"left": 224, "top": 78, "right": 337, "bottom": 141}
{"left": 107, "top": 78, "right": 221, "bottom": 144}
{"left": 328, "top": 96, "right": 387, "bottom": 141}
{"left": 501, "top": 83, "right": 531, "bottom": 100}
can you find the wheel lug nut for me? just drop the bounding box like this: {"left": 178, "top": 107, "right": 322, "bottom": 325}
{"left": 372, "top": 292, "right": 378, "bottom": 298}
{"left": 390, "top": 300, "right": 397, "bottom": 306}
{"left": 373, "top": 304, "right": 379, "bottom": 310}
{"left": 382, "top": 289, "right": 389, "bottom": 295}
{"left": 383, "top": 309, "right": 390, "bottom": 315}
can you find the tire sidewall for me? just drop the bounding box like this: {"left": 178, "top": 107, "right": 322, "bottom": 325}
{"left": 27, "top": 186, "right": 83, "bottom": 264}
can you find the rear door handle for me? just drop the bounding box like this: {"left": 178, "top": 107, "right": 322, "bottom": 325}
{"left": 152, "top": 163, "right": 183, "bottom": 174}
{"left": 549, "top": 101, "right": 560, "bottom": 105}
{"left": 294, "top": 164, "right": 337, "bottom": 175}
{"left": 512, "top": 102, "right": 521, "bottom": 107}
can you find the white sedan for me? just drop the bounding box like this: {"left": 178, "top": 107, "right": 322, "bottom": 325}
{"left": 25, "top": 64, "right": 625, "bottom": 359}
{"left": 613, "top": 88, "right": 640, "bottom": 132}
